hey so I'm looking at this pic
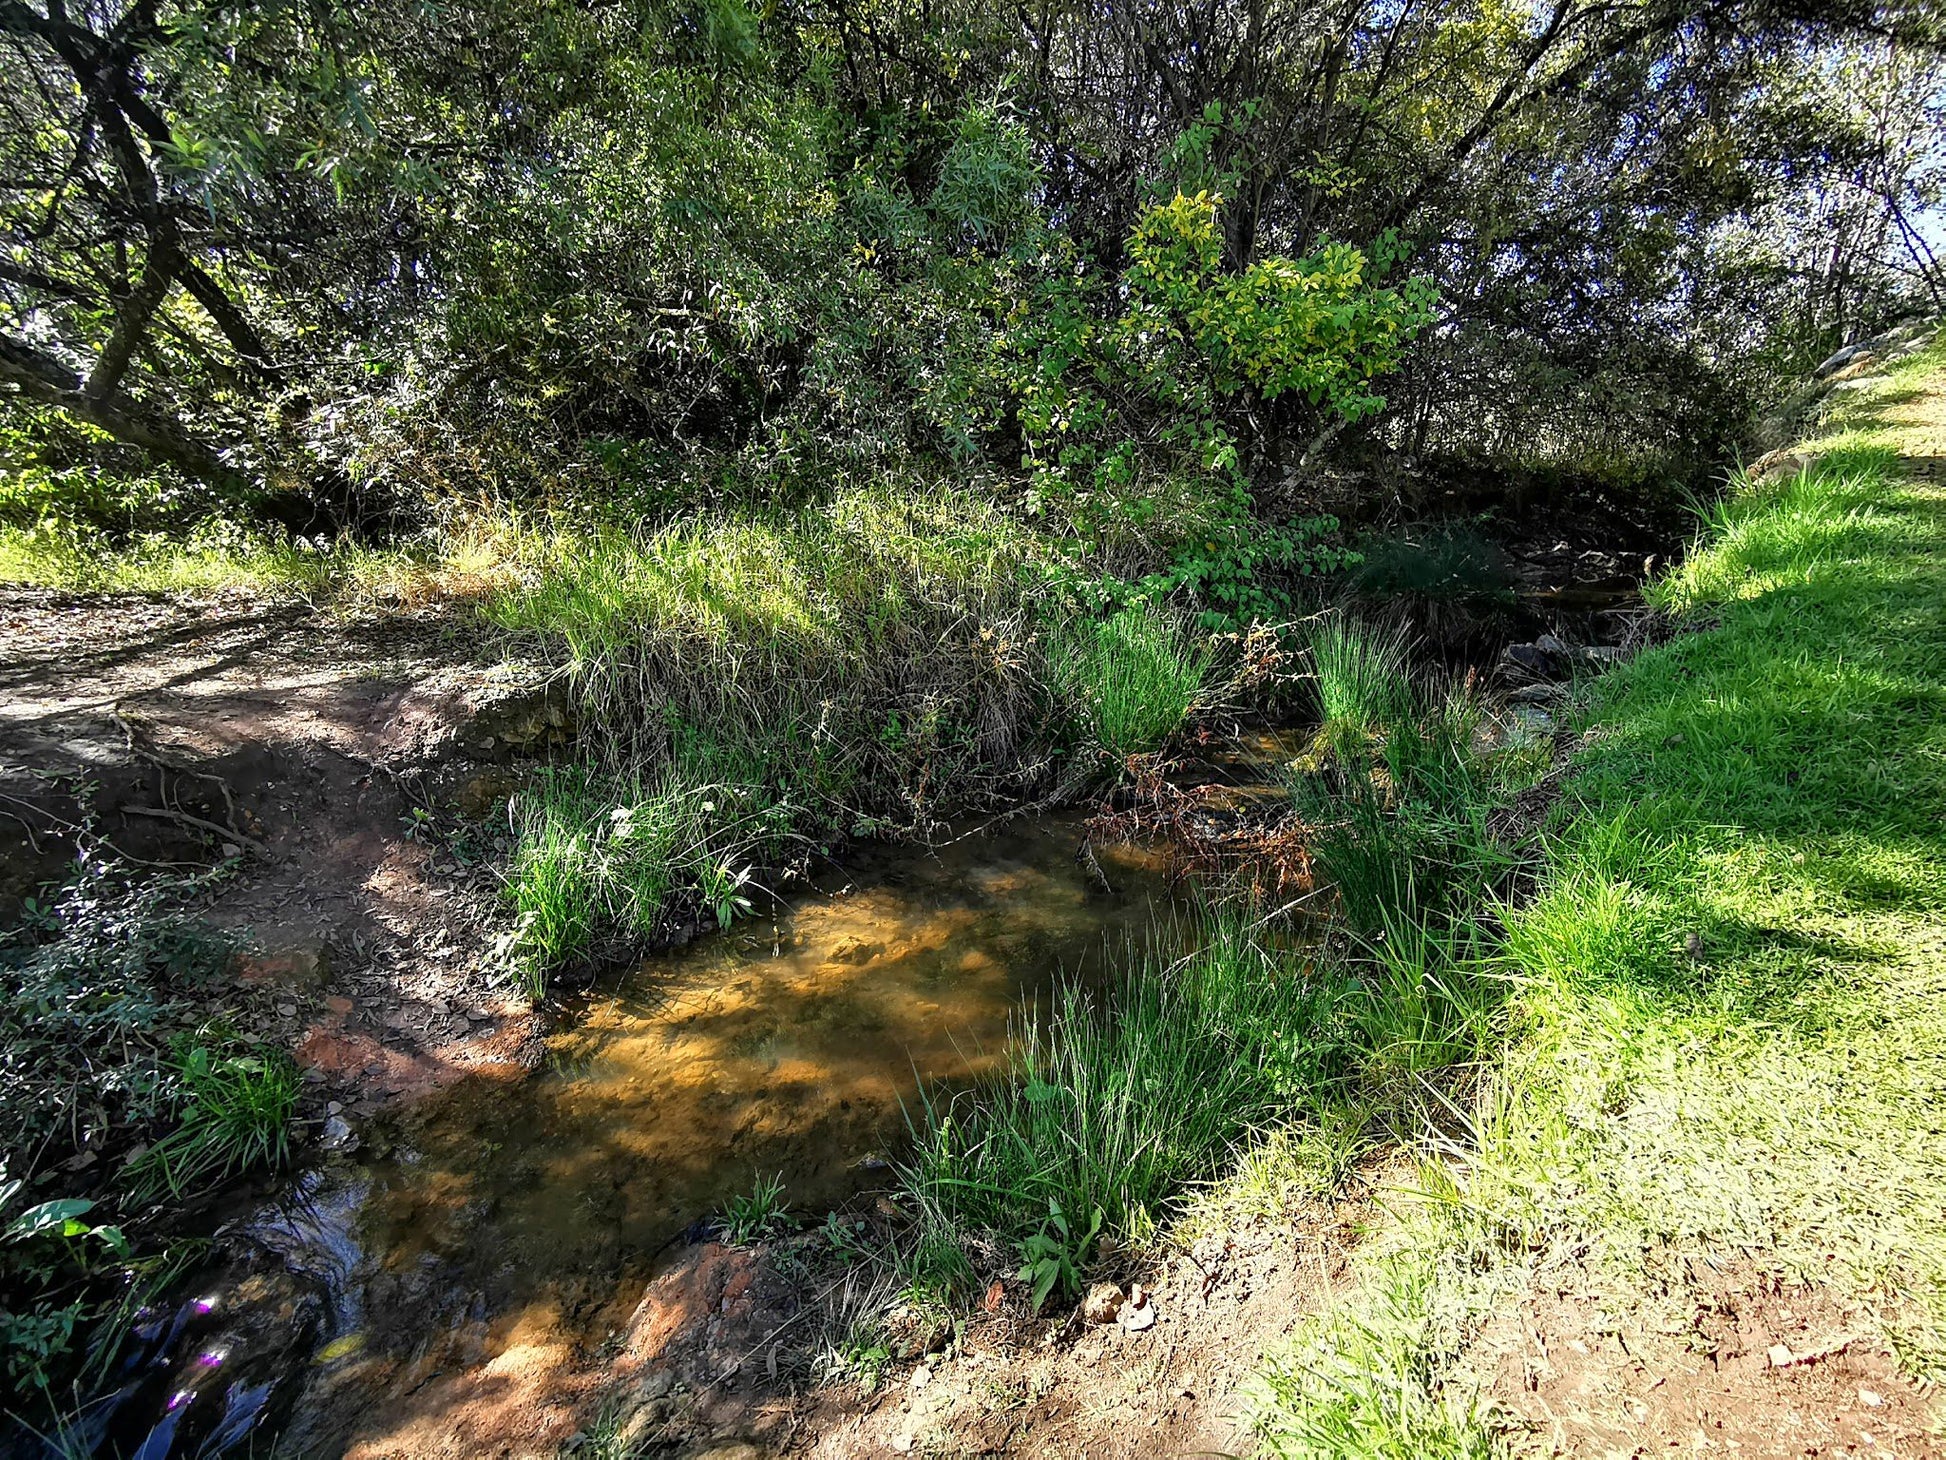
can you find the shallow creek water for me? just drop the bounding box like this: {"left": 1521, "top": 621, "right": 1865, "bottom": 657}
{"left": 89, "top": 816, "right": 1180, "bottom": 1457}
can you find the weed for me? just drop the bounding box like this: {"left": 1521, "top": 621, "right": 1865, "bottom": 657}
{"left": 717, "top": 1173, "right": 791, "bottom": 1245}
{"left": 1014, "top": 1200, "right": 1102, "bottom": 1313}
{"left": 129, "top": 1037, "right": 300, "bottom": 1199}
{"left": 0, "top": 859, "right": 297, "bottom": 1417}
{"left": 1248, "top": 1251, "right": 1502, "bottom": 1458}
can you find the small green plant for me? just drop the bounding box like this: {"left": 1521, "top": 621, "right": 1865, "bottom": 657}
{"left": 717, "top": 1173, "right": 790, "bottom": 1245}
{"left": 130, "top": 1037, "right": 300, "bottom": 1198}
{"left": 1014, "top": 1200, "right": 1102, "bottom": 1314}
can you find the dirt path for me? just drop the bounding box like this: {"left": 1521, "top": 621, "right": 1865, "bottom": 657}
{"left": 0, "top": 586, "right": 560, "bottom": 1112}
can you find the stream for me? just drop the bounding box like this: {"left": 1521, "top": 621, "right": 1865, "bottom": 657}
{"left": 71, "top": 816, "right": 1180, "bottom": 1458}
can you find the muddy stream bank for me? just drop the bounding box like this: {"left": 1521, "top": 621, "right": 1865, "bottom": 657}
{"left": 84, "top": 817, "right": 1181, "bottom": 1459}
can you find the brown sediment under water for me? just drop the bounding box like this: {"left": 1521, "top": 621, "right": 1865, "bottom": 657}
{"left": 173, "top": 815, "right": 1179, "bottom": 1456}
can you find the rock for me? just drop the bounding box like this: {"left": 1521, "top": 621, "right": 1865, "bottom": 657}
{"left": 637, "top": 1368, "right": 676, "bottom": 1402}
{"left": 1813, "top": 344, "right": 1873, "bottom": 379}
{"left": 1507, "top": 682, "right": 1568, "bottom": 706}
{"left": 908, "top": 1362, "right": 933, "bottom": 1392}
{"left": 1118, "top": 1283, "right": 1157, "bottom": 1332}
{"left": 455, "top": 768, "right": 519, "bottom": 818}
{"left": 622, "top": 1242, "right": 794, "bottom": 1389}
{"left": 1082, "top": 1282, "right": 1125, "bottom": 1325}
{"left": 385, "top": 660, "right": 576, "bottom": 766}
{"left": 321, "top": 1116, "right": 358, "bottom": 1153}
{"left": 1749, "top": 448, "right": 1816, "bottom": 486}
{"left": 884, "top": 1303, "right": 950, "bottom": 1359}
{"left": 1502, "top": 643, "right": 1559, "bottom": 680}
{"left": 1859, "top": 1388, "right": 1884, "bottom": 1408}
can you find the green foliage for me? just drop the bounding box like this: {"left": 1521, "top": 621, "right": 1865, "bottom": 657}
{"left": 1004, "top": 191, "right": 1430, "bottom": 589}
{"left": 718, "top": 1173, "right": 792, "bottom": 1245}
{"left": 1049, "top": 603, "right": 1212, "bottom": 760}
{"left": 128, "top": 1039, "right": 300, "bottom": 1199}
{"left": 1126, "top": 195, "right": 1435, "bottom": 422}
{"left": 502, "top": 762, "right": 789, "bottom": 989}
{"left": 0, "top": 860, "right": 297, "bottom": 1412}
{"left": 1014, "top": 1201, "right": 1102, "bottom": 1313}
{"left": 1252, "top": 340, "right": 1946, "bottom": 1450}
{"left": 901, "top": 923, "right": 1357, "bottom": 1271}
{"left": 1306, "top": 614, "right": 1416, "bottom": 743}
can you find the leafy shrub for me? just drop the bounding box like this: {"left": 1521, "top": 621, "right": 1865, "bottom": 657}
{"left": 0, "top": 860, "right": 235, "bottom": 1178}
{"left": 0, "top": 860, "right": 295, "bottom": 1408}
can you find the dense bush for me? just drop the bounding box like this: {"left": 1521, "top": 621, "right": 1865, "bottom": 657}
{"left": 3, "top": 1, "right": 1940, "bottom": 551}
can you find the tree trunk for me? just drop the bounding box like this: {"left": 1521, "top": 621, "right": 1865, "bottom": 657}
{"left": 0, "top": 332, "right": 257, "bottom": 500}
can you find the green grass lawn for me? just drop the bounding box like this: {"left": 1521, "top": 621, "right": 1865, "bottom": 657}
{"left": 1249, "top": 340, "right": 1946, "bottom": 1453}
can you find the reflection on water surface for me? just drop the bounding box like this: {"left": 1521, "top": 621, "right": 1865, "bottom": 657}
{"left": 251, "top": 817, "right": 1175, "bottom": 1455}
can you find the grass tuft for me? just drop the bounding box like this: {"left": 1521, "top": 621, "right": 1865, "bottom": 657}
{"left": 1049, "top": 602, "right": 1213, "bottom": 760}
{"left": 1307, "top": 614, "right": 1415, "bottom": 743}
{"left": 900, "top": 922, "right": 1358, "bottom": 1298}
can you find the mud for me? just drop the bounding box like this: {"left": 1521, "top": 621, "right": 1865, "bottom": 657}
{"left": 135, "top": 819, "right": 1180, "bottom": 1458}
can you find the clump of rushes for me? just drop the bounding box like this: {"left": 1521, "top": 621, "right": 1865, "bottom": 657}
{"left": 502, "top": 760, "right": 795, "bottom": 989}
{"left": 1049, "top": 601, "right": 1213, "bottom": 760}
{"left": 1306, "top": 612, "right": 1416, "bottom": 747}
{"left": 900, "top": 922, "right": 1359, "bottom": 1301}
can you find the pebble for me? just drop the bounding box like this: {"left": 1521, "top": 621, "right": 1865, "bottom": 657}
{"left": 1082, "top": 1282, "right": 1125, "bottom": 1324}
{"left": 1118, "top": 1282, "right": 1157, "bottom": 1332}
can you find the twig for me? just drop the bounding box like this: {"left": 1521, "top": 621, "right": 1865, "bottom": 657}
{"left": 110, "top": 701, "right": 246, "bottom": 835}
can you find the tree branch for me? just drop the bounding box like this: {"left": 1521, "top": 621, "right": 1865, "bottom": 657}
{"left": 0, "top": 330, "right": 254, "bottom": 496}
